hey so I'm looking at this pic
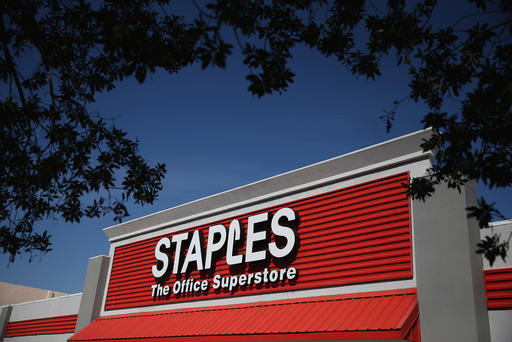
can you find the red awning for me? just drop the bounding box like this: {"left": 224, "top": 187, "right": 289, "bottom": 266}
{"left": 69, "top": 288, "right": 420, "bottom": 341}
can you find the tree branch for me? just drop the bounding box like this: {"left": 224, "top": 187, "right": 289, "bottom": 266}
{"left": 1, "top": 15, "right": 26, "bottom": 106}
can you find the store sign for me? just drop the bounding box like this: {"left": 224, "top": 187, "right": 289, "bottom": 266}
{"left": 150, "top": 207, "right": 299, "bottom": 297}
{"left": 104, "top": 172, "right": 412, "bottom": 311}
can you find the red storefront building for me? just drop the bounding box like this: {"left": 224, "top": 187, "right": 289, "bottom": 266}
{"left": 1, "top": 129, "right": 511, "bottom": 341}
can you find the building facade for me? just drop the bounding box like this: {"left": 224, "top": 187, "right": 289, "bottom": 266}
{"left": 1, "top": 129, "right": 510, "bottom": 342}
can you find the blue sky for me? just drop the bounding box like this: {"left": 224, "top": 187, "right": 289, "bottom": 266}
{"left": 1, "top": 1, "right": 511, "bottom": 294}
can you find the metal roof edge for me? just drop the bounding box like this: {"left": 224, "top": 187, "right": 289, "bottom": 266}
{"left": 489, "top": 219, "right": 512, "bottom": 227}
{"left": 9, "top": 293, "right": 82, "bottom": 307}
{"left": 104, "top": 128, "right": 433, "bottom": 241}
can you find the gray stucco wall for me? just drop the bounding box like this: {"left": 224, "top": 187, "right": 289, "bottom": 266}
{"left": 75, "top": 255, "right": 110, "bottom": 332}
{"left": 7, "top": 293, "right": 81, "bottom": 322}
{"left": 488, "top": 310, "right": 512, "bottom": 342}
{"left": 3, "top": 333, "right": 74, "bottom": 342}
{"left": 0, "top": 305, "right": 12, "bottom": 341}
{"left": 481, "top": 220, "right": 512, "bottom": 270}
{"left": 413, "top": 181, "right": 490, "bottom": 341}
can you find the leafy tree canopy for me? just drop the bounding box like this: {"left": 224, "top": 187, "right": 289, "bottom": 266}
{"left": 1, "top": 0, "right": 511, "bottom": 264}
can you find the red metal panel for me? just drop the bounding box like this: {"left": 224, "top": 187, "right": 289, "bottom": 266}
{"left": 69, "top": 288, "right": 420, "bottom": 342}
{"left": 4, "top": 314, "right": 77, "bottom": 337}
{"left": 484, "top": 267, "right": 512, "bottom": 309}
{"left": 104, "top": 172, "right": 413, "bottom": 310}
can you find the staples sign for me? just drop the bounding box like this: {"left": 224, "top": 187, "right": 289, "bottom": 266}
{"left": 150, "top": 207, "right": 299, "bottom": 297}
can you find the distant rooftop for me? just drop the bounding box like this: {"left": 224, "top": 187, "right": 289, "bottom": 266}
{"left": 0, "top": 281, "right": 68, "bottom": 307}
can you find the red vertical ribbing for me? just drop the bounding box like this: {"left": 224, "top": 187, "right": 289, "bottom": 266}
{"left": 484, "top": 267, "right": 512, "bottom": 309}
{"left": 104, "top": 172, "right": 413, "bottom": 310}
{"left": 4, "top": 314, "right": 77, "bottom": 337}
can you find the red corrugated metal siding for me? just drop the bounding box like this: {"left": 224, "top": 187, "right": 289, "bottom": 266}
{"left": 104, "top": 172, "right": 413, "bottom": 310}
{"left": 404, "top": 317, "right": 421, "bottom": 342}
{"left": 5, "top": 314, "right": 77, "bottom": 337}
{"left": 70, "top": 288, "right": 420, "bottom": 342}
{"left": 484, "top": 267, "right": 512, "bottom": 309}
